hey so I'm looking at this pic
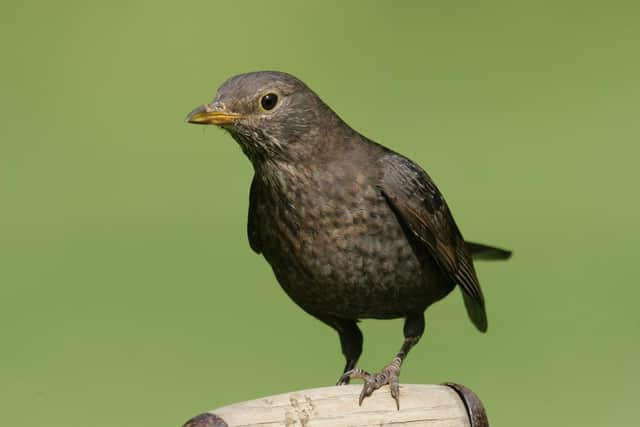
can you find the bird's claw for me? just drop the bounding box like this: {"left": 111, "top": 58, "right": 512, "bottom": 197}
{"left": 338, "top": 361, "right": 401, "bottom": 409}
{"left": 337, "top": 367, "right": 369, "bottom": 386}
{"left": 336, "top": 376, "right": 350, "bottom": 386}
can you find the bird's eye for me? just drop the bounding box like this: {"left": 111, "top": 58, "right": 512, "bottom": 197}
{"left": 260, "top": 93, "right": 278, "bottom": 111}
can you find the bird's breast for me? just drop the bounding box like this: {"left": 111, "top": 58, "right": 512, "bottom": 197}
{"left": 252, "top": 162, "right": 441, "bottom": 318}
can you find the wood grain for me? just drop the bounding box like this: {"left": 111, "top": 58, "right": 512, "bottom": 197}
{"left": 184, "top": 384, "right": 480, "bottom": 427}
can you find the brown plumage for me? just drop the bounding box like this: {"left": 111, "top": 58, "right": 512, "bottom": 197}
{"left": 186, "top": 71, "right": 511, "bottom": 408}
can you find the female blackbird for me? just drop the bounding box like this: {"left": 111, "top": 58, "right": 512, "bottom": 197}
{"left": 186, "top": 71, "right": 511, "bottom": 408}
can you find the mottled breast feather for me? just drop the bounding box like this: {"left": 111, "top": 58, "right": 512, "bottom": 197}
{"left": 246, "top": 152, "right": 450, "bottom": 320}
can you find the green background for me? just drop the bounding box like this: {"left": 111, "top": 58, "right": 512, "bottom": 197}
{"left": 2, "top": 1, "right": 639, "bottom": 426}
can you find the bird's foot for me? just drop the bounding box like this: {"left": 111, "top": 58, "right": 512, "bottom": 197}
{"left": 337, "top": 357, "right": 402, "bottom": 409}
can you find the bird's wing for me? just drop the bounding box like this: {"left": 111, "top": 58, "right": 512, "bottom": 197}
{"left": 247, "top": 175, "right": 262, "bottom": 254}
{"left": 378, "top": 154, "right": 487, "bottom": 332}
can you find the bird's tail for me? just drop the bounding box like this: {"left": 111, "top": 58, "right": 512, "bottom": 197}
{"left": 466, "top": 241, "right": 512, "bottom": 260}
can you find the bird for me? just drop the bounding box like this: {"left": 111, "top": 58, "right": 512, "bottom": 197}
{"left": 185, "top": 71, "right": 511, "bottom": 408}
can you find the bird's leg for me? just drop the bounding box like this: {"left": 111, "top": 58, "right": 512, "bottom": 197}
{"left": 336, "top": 320, "right": 363, "bottom": 385}
{"left": 339, "top": 313, "right": 425, "bottom": 409}
{"left": 319, "top": 317, "right": 363, "bottom": 385}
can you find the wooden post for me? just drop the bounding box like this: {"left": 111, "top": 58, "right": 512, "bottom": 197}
{"left": 182, "top": 383, "right": 488, "bottom": 426}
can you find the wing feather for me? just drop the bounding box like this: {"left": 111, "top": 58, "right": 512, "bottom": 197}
{"left": 247, "top": 176, "right": 262, "bottom": 254}
{"left": 378, "top": 154, "right": 487, "bottom": 332}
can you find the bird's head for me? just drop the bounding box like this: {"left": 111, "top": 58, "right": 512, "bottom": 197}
{"left": 186, "top": 71, "right": 345, "bottom": 164}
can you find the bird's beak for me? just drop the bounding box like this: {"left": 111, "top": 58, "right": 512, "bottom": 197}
{"left": 185, "top": 103, "right": 242, "bottom": 126}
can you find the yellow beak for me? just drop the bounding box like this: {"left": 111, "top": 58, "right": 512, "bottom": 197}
{"left": 185, "top": 104, "right": 242, "bottom": 125}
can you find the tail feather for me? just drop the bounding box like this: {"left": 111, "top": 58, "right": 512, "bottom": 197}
{"left": 466, "top": 241, "right": 512, "bottom": 260}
